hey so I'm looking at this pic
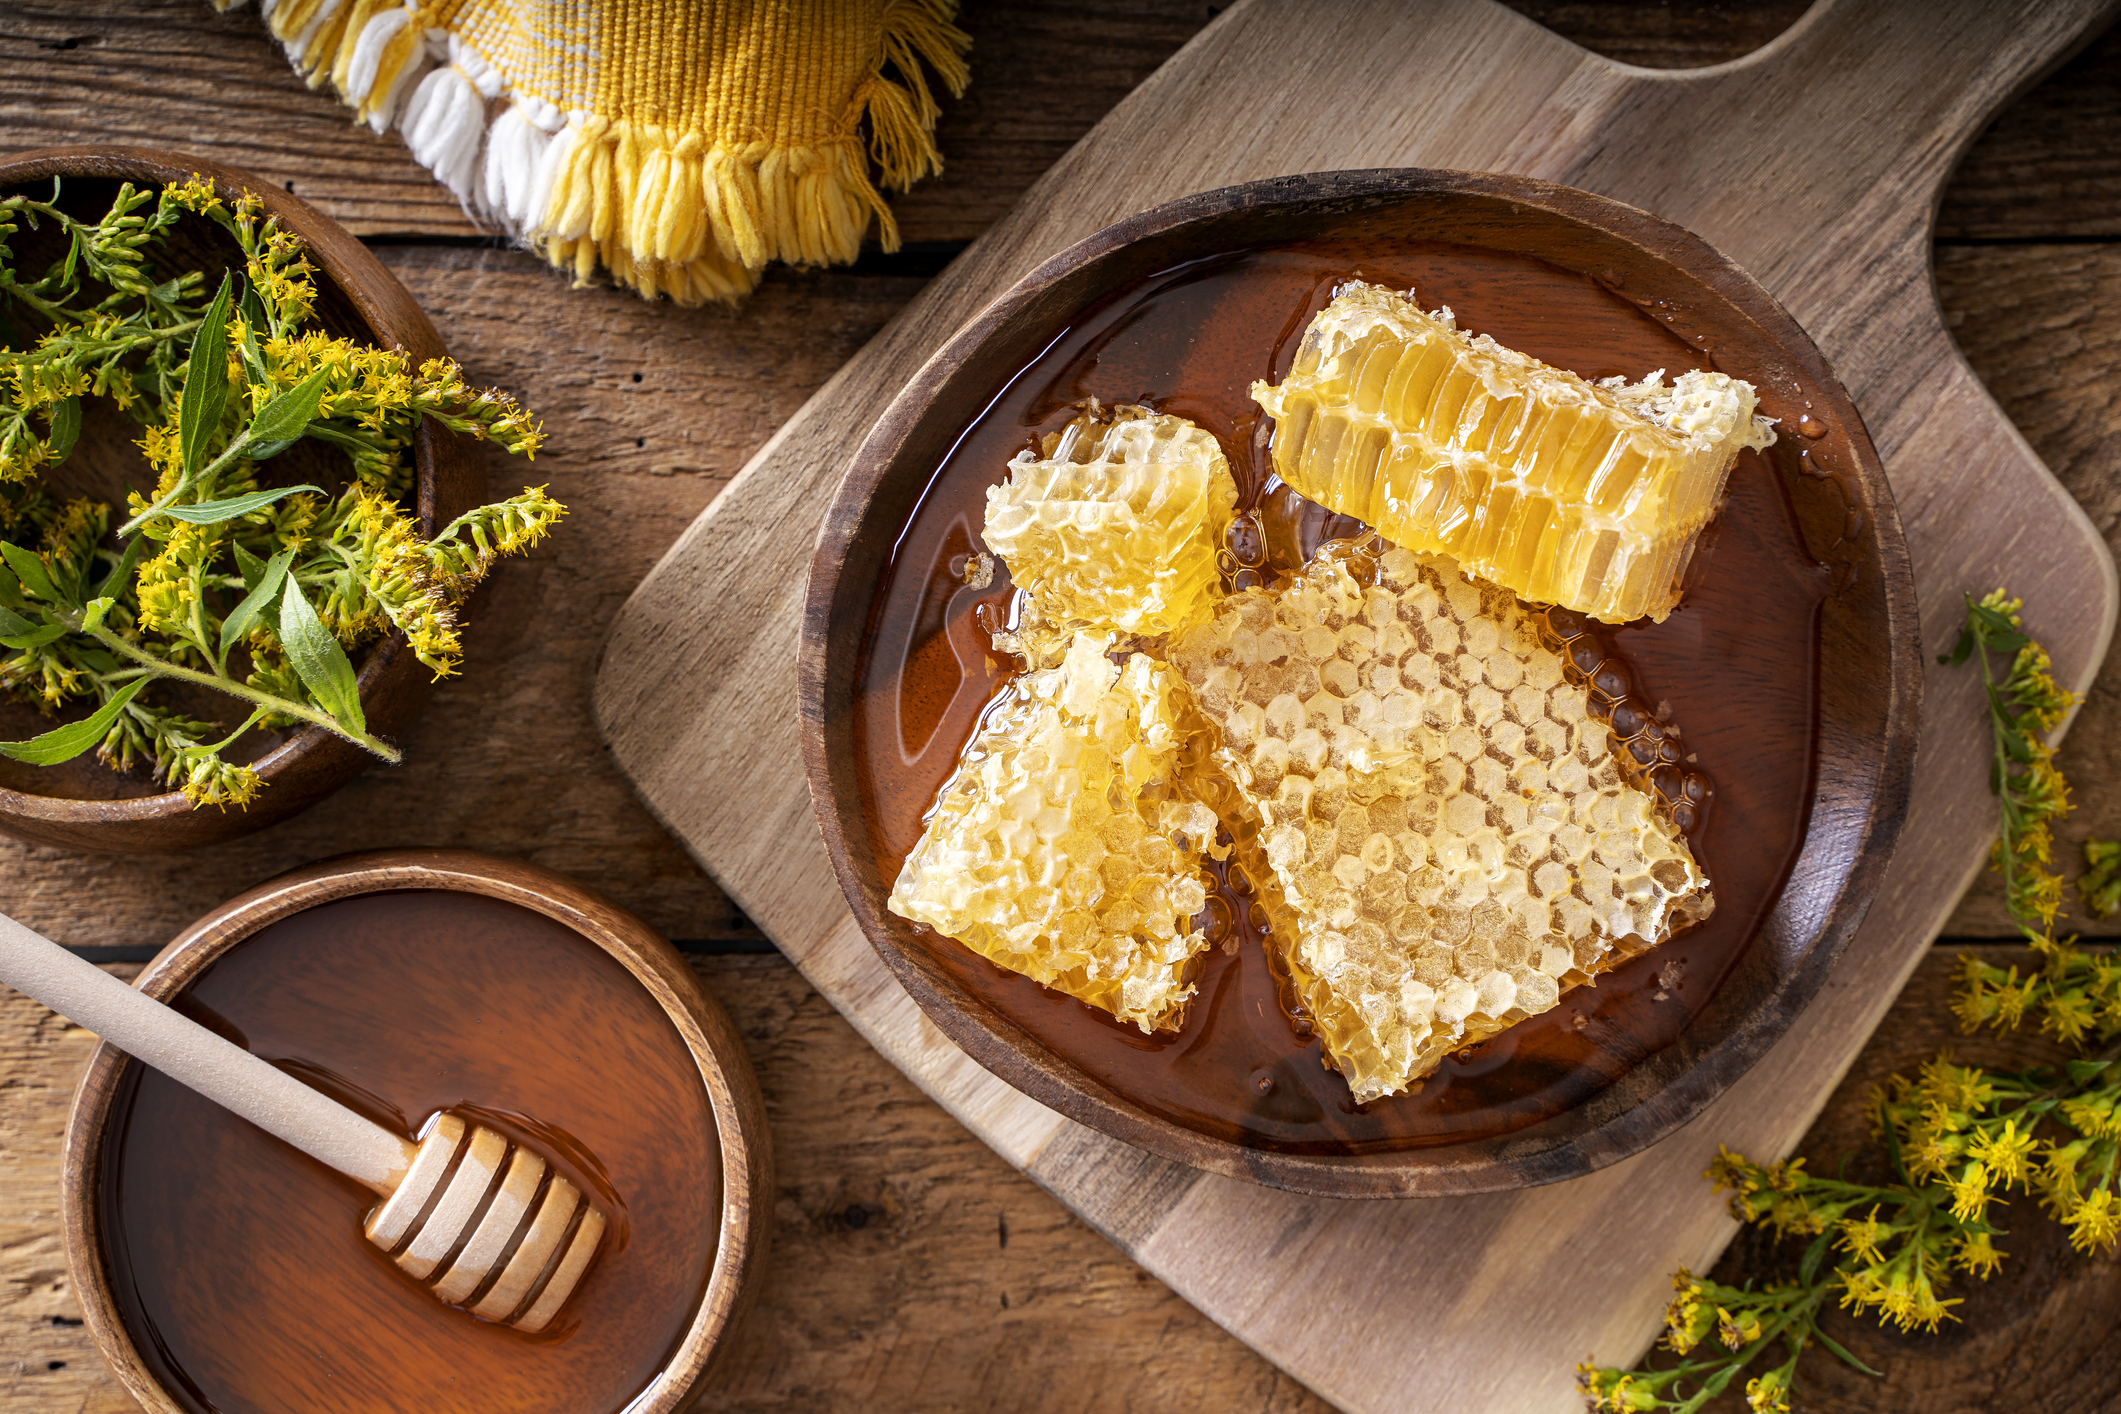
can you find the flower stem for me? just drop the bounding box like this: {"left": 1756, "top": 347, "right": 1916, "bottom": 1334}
{"left": 70, "top": 614, "right": 399, "bottom": 763}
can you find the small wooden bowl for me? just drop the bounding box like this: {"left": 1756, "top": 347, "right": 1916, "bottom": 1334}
{"left": 0, "top": 148, "right": 486, "bottom": 853}
{"left": 60, "top": 849, "right": 771, "bottom": 1413}
{"left": 801, "top": 170, "right": 1921, "bottom": 1198}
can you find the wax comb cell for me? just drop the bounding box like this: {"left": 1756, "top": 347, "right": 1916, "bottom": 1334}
{"left": 983, "top": 403, "right": 1239, "bottom": 641}
{"left": 1169, "top": 545, "right": 1712, "bottom": 1100}
{"left": 1251, "top": 283, "right": 1776, "bottom": 624}
{"left": 889, "top": 635, "right": 1222, "bottom": 1034}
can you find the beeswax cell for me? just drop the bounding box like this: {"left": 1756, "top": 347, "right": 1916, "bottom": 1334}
{"left": 1169, "top": 545, "right": 1712, "bottom": 1100}
{"left": 983, "top": 403, "right": 1239, "bottom": 640}
{"left": 889, "top": 635, "right": 1221, "bottom": 1033}
{"left": 1251, "top": 283, "right": 1775, "bottom": 624}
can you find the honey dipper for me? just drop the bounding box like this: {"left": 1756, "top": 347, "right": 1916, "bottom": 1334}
{"left": 0, "top": 910, "right": 607, "bottom": 1331}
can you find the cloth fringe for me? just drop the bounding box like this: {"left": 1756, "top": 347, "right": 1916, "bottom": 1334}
{"left": 222, "top": 0, "right": 970, "bottom": 304}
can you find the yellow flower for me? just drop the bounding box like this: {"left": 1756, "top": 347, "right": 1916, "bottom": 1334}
{"left": 1838, "top": 1207, "right": 1888, "bottom": 1264}
{"left": 1745, "top": 1367, "right": 1791, "bottom": 1414}
{"left": 2066, "top": 1186, "right": 2121, "bottom": 1254}
{"left": 1947, "top": 1162, "right": 1990, "bottom": 1224}
{"left": 1715, "top": 1305, "right": 1763, "bottom": 1352}
{"left": 1969, "top": 1120, "right": 2037, "bottom": 1188}
{"left": 1954, "top": 1229, "right": 2004, "bottom": 1279}
{"left": 179, "top": 755, "right": 261, "bottom": 810}
{"left": 1661, "top": 1271, "right": 1712, "bottom": 1356}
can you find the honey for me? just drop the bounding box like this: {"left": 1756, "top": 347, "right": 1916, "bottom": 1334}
{"left": 1254, "top": 282, "right": 1774, "bottom": 624}
{"left": 889, "top": 636, "right": 1222, "bottom": 1033}
{"left": 1170, "top": 543, "right": 1710, "bottom": 1101}
{"left": 853, "top": 238, "right": 1830, "bottom": 1151}
{"left": 96, "top": 891, "right": 717, "bottom": 1414}
{"left": 983, "top": 402, "right": 1238, "bottom": 642}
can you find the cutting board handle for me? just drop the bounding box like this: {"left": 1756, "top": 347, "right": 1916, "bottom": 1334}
{"left": 1542, "top": 0, "right": 2118, "bottom": 284}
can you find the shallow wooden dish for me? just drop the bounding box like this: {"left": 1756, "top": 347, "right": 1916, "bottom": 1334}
{"left": 0, "top": 147, "right": 486, "bottom": 853}
{"left": 801, "top": 169, "right": 1921, "bottom": 1198}
{"left": 60, "top": 848, "right": 772, "bottom": 1414}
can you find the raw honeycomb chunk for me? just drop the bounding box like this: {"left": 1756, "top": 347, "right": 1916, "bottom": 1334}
{"left": 1251, "top": 283, "right": 1776, "bottom": 625}
{"left": 1169, "top": 544, "right": 1711, "bottom": 1100}
{"left": 889, "top": 635, "right": 1222, "bottom": 1033}
{"left": 983, "top": 403, "right": 1239, "bottom": 639}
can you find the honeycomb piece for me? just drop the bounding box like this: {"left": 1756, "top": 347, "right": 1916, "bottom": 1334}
{"left": 1169, "top": 544, "right": 1712, "bottom": 1100}
{"left": 983, "top": 403, "right": 1239, "bottom": 640}
{"left": 1250, "top": 283, "right": 1776, "bottom": 625}
{"left": 889, "top": 634, "right": 1222, "bottom": 1033}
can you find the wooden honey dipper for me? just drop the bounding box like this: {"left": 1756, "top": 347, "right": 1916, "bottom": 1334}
{"left": 0, "top": 911, "right": 607, "bottom": 1332}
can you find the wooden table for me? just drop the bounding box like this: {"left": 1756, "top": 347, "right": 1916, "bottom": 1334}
{"left": 0, "top": 3, "right": 2116, "bottom": 1409}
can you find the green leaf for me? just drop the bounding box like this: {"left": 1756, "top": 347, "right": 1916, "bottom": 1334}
{"left": 1798, "top": 1230, "right": 1831, "bottom": 1288}
{"left": 302, "top": 421, "right": 375, "bottom": 455}
{"left": 219, "top": 547, "right": 292, "bottom": 665}
{"left": 155, "top": 484, "right": 321, "bottom": 526}
{"left": 79, "top": 596, "right": 113, "bottom": 634}
{"left": 1940, "top": 627, "right": 1973, "bottom": 667}
{"left": 46, "top": 396, "right": 80, "bottom": 462}
{"left": 278, "top": 576, "right": 364, "bottom": 734}
{"left": 1880, "top": 1100, "right": 1908, "bottom": 1183}
{"left": 243, "top": 367, "right": 331, "bottom": 453}
{"left": 177, "top": 271, "right": 233, "bottom": 479}
{"left": 93, "top": 534, "right": 145, "bottom": 603}
{"left": 232, "top": 541, "right": 267, "bottom": 589}
{"left": 237, "top": 280, "right": 270, "bottom": 375}
{"left": 0, "top": 604, "right": 66, "bottom": 650}
{"left": 0, "top": 678, "right": 146, "bottom": 765}
{"left": 1812, "top": 1328, "right": 1884, "bottom": 1378}
{"left": 0, "top": 541, "right": 63, "bottom": 606}
{"left": 2065, "top": 1058, "right": 2113, "bottom": 1085}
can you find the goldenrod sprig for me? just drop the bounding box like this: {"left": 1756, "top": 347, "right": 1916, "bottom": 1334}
{"left": 0, "top": 175, "right": 559, "bottom": 808}
{"left": 1580, "top": 588, "right": 2112, "bottom": 1411}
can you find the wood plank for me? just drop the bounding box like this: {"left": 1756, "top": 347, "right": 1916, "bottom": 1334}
{"left": 4, "top": 1, "right": 2114, "bottom": 248}
{"left": 1940, "top": 243, "right": 2121, "bottom": 937}
{"left": 0, "top": 959, "right": 1333, "bottom": 1414}
{"left": 15, "top": 952, "right": 2098, "bottom": 1414}
{"left": 588, "top": 2, "right": 2121, "bottom": 1409}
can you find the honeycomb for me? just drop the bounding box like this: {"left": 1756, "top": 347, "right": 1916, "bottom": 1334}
{"left": 1168, "top": 543, "right": 1712, "bottom": 1101}
{"left": 888, "top": 634, "right": 1222, "bottom": 1034}
{"left": 982, "top": 402, "right": 1239, "bottom": 640}
{"left": 1250, "top": 283, "right": 1776, "bottom": 625}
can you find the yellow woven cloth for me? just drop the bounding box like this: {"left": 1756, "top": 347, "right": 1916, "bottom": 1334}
{"left": 226, "top": 0, "right": 969, "bottom": 303}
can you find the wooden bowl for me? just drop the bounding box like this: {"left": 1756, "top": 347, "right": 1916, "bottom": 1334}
{"left": 800, "top": 170, "right": 1921, "bottom": 1198}
{"left": 60, "top": 848, "right": 771, "bottom": 1413}
{"left": 0, "top": 148, "right": 486, "bottom": 853}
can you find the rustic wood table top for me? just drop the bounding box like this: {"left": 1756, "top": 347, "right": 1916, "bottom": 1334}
{"left": 0, "top": 3, "right": 2116, "bottom": 1410}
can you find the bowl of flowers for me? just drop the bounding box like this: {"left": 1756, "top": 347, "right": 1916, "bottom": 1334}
{"left": 0, "top": 148, "right": 561, "bottom": 851}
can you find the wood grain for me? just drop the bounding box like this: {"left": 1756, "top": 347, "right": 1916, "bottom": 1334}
{"left": 0, "top": 955, "right": 1333, "bottom": 1414}
{"left": 61, "top": 850, "right": 772, "bottom": 1414}
{"left": 591, "top": 1, "right": 2120, "bottom": 1409}
{"left": 1940, "top": 242, "right": 2121, "bottom": 938}
{"left": 0, "top": 2, "right": 2113, "bottom": 1411}
{"left": 6, "top": 2, "right": 2118, "bottom": 249}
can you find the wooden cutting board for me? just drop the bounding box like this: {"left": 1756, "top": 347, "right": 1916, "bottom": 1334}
{"left": 594, "top": 1, "right": 2121, "bottom": 1408}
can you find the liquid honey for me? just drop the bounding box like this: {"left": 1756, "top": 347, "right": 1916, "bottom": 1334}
{"left": 96, "top": 891, "right": 718, "bottom": 1413}
{"left": 852, "top": 239, "right": 1832, "bottom": 1153}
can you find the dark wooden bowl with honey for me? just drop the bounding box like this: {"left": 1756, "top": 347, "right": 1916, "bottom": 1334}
{"left": 799, "top": 170, "right": 1922, "bottom": 1199}
{"left": 61, "top": 849, "right": 772, "bottom": 1414}
{"left": 0, "top": 148, "right": 486, "bottom": 853}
